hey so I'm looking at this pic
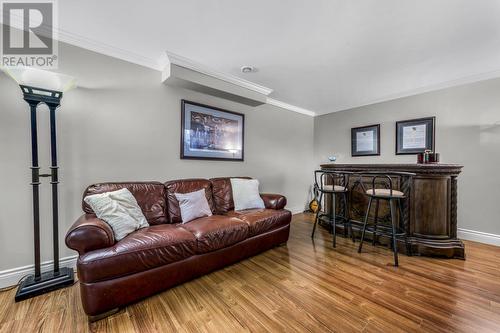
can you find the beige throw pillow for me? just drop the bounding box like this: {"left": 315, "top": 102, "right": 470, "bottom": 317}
{"left": 84, "top": 188, "right": 149, "bottom": 241}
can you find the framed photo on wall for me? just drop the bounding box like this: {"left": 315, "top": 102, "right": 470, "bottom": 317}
{"left": 396, "top": 117, "right": 435, "bottom": 155}
{"left": 351, "top": 124, "right": 380, "bottom": 156}
{"left": 181, "top": 100, "right": 244, "bottom": 161}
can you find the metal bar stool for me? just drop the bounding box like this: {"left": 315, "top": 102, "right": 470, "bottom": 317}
{"left": 311, "top": 170, "right": 354, "bottom": 247}
{"left": 357, "top": 172, "right": 414, "bottom": 266}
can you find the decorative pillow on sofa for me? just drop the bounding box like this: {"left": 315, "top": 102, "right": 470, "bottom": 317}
{"left": 83, "top": 188, "right": 149, "bottom": 241}
{"left": 230, "top": 178, "right": 265, "bottom": 211}
{"left": 174, "top": 189, "right": 213, "bottom": 223}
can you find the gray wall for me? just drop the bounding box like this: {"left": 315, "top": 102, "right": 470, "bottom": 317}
{"left": 314, "top": 78, "right": 500, "bottom": 235}
{"left": 0, "top": 43, "right": 314, "bottom": 271}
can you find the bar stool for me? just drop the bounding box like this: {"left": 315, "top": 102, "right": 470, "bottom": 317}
{"left": 311, "top": 170, "right": 354, "bottom": 247}
{"left": 357, "top": 172, "right": 413, "bottom": 266}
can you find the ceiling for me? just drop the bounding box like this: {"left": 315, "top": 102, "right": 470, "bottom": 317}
{"left": 12, "top": 1, "right": 500, "bottom": 115}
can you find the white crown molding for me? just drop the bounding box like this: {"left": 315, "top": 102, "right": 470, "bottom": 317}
{"left": 59, "top": 33, "right": 316, "bottom": 116}
{"left": 267, "top": 98, "right": 316, "bottom": 117}
{"left": 0, "top": 21, "right": 320, "bottom": 117}
{"left": 458, "top": 228, "right": 500, "bottom": 247}
{"left": 0, "top": 22, "right": 317, "bottom": 117}
{"left": 318, "top": 68, "right": 500, "bottom": 115}
{"left": 44, "top": 33, "right": 500, "bottom": 118}
{"left": 57, "top": 29, "right": 162, "bottom": 71}
{"left": 165, "top": 51, "right": 273, "bottom": 96}
{"left": 0, "top": 12, "right": 162, "bottom": 71}
{"left": 4, "top": 19, "right": 500, "bottom": 118}
{"left": 0, "top": 255, "right": 77, "bottom": 289}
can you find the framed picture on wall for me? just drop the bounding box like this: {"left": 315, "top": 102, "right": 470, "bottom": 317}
{"left": 181, "top": 100, "right": 244, "bottom": 161}
{"left": 351, "top": 124, "right": 380, "bottom": 156}
{"left": 396, "top": 117, "right": 435, "bottom": 155}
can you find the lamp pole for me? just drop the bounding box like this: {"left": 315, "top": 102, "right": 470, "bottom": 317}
{"left": 15, "top": 85, "right": 74, "bottom": 302}
{"left": 27, "top": 99, "right": 42, "bottom": 280}
{"left": 48, "top": 103, "right": 60, "bottom": 274}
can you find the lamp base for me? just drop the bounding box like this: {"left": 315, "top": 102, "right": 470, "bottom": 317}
{"left": 15, "top": 267, "right": 74, "bottom": 302}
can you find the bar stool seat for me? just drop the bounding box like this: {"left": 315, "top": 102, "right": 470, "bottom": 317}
{"left": 366, "top": 189, "right": 404, "bottom": 197}
{"left": 323, "top": 185, "right": 348, "bottom": 192}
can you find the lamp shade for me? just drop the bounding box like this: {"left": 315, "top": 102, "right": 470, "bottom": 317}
{"left": 0, "top": 66, "right": 77, "bottom": 92}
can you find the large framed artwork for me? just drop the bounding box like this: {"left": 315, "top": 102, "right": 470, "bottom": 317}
{"left": 181, "top": 100, "right": 244, "bottom": 161}
{"left": 351, "top": 124, "right": 380, "bottom": 157}
{"left": 396, "top": 117, "right": 435, "bottom": 155}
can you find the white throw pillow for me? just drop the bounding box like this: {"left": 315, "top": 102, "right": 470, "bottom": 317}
{"left": 84, "top": 188, "right": 149, "bottom": 241}
{"left": 230, "top": 178, "right": 265, "bottom": 211}
{"left": 174, "top": 189, "right": 213, "bottom": 223}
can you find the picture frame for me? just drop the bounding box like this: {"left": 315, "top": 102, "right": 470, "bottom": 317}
{"left": 180, "top": 100, "right": 244, "bottom": 161}
{"left": 351, "top": 124, "right": 380, "bottom": 157}
{"left": 396, "top": 117, "right": 435, "bottom": 155}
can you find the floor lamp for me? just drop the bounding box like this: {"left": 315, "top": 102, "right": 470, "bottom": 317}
{"left": 1, "top": 66, "right": 77, "bottom": 301}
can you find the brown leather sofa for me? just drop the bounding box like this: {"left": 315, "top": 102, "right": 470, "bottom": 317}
{"left": 65, "top": 177, "right": 291, "bottom": 318}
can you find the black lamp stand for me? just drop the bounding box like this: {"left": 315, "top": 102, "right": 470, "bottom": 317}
{"left": 15, "top": 85, "right": 74, "bottom": 302}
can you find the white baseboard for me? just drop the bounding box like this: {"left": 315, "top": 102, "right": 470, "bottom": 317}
{"left": 0, "top": 255, "right": 77, "bottom": 289}
{"left": 289, "top": 206, "right": 307, "bottom": 215}
{"left": 458, "top": 228, "right": 500, "bottom": 247}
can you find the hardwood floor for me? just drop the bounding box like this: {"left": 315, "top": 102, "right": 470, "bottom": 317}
{"left": 1, "top": 213, "right": 500, "bottom": 332}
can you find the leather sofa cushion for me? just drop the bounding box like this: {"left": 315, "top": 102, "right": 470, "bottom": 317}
{"left": 210, "top": 177, "right": 251, "bottom": 213}
{"left": 83, "top": 182, "right": 168, "bottom": 225}
{"left": 77, "top": 224, "right": 197, "bottom": 283}
{"left": 165, "top": 179, "right": 216, "bottom": 223}
{"left": 180, "top": 216, "right": 249, "bottom": 253}
{"left": 227, "top": 209, "right": 292, "bottom": 237}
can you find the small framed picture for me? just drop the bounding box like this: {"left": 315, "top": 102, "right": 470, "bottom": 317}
{"left": 396, "top": 117, "right": 435, "bottom": 155}
{"left": 181, "top": 100, "right": 244, "bottom": 161}
{"left": 351, "top": 124, "right": 380, "bottom": 157}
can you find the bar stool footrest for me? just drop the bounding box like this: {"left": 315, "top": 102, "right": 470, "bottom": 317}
{"left": 363, "top": 224, "right": 406, "bottom": 238}
{"left": 318, "top": 215, "right": 350, "bottom": 225}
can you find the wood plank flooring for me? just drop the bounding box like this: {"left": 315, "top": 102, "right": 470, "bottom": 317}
{"left": 1, "top": 213, "right": 500, "bottom": 332}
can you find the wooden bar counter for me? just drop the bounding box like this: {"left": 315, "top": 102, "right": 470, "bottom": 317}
{"left": 320, "top": 163, "right": 465, "bottom": 259}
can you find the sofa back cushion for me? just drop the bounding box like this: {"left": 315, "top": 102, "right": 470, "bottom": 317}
{"left": 164, "top": 179, "right": 215, "bottom": 223}
{"left": 210, "top": 177, "right": 251, "bottom": 214}
{"left": 83, "top": 182, "right": 168, "bottom": 225}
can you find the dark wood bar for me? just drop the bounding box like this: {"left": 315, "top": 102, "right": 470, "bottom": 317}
{"left": 320, "top": 163, "right": 465, "bottom": 259}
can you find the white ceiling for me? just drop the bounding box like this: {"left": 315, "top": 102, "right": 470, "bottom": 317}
{"left": 17, "top": 1, "right": 500, "bottom": 115}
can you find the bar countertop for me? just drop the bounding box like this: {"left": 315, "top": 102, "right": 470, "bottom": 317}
{"left": 320, "top": 163, "right": 463, "bottom": 175}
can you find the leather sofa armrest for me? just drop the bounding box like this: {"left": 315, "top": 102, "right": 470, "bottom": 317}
{"left": 260, "top": 193, "right": 287, "bottom": 210}
{"left": 65, "top": 214, "right": 115, "bottom": 255}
